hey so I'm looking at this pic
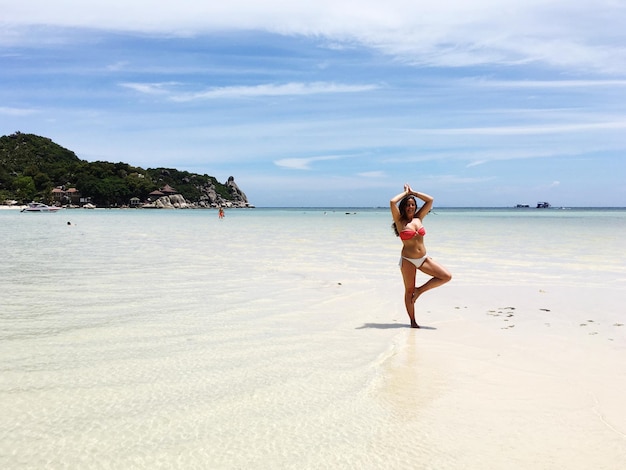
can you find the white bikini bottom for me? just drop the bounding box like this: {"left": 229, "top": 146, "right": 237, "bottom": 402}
{"left": 400, "top": 254, "right": 428, "bottom": 269}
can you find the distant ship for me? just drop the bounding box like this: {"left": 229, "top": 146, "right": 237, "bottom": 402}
{"left": 536, "top": 202, "right": 551, "bottom": 208}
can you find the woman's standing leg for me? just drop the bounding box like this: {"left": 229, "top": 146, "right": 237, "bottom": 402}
{"left": 400, "top": 259, "right": 420, "bottom": 328}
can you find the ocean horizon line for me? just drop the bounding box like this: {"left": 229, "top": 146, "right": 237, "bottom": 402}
{"left": 248, "top": 205, "right": 626, "bottom": 210}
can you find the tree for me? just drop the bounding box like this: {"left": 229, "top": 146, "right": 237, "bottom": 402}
{"left": 13, "top": 176, "right": 36, "bottom": 202}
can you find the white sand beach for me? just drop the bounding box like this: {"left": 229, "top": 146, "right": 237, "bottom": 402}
{"left": 1, "top": 208, "right": 624, "bottom": 468}
{"left": 378, "top": 284, "right": 626, "bottom": 469}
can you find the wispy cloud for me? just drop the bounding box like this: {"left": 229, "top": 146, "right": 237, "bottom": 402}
{"left": 0, "top": 106, "right": 38, "bottom": 116}
{"left": 107, "top": 61, "right": 129, "bottom": 71}
{"left": 120, "top": 82, "right": 178, "bottom": 95}
{"left": 466, "top": 160, "right": 487, "bottom": 168}
{"left": 403, "top": 121, "right": 626, "bottom": 136}
{"left": 470, "top": 79, "right": 626, "bottom": 89}
{"left": 170, "top": 82, "right": 379, "bottom": 102}
{"left": 357, "top": 171, "right": 386, "bottom": 178}
{"left": 425, "top": 174, "right": 497, "bottom": 185}
{"left": 119, "top": 81, "right": 379, "bottom": 101}
{"left": 274, "top": 154, "right": 349, "bottom": 170}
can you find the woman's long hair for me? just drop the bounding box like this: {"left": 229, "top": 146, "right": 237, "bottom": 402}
{"left": 391, "top": 195, "right": 415, "bottom": 236}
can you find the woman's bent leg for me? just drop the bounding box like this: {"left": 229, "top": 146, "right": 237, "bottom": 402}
{"left": 414, "top": 258, "right": 452, "bottom": 302}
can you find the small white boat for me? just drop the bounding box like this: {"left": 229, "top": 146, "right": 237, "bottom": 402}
{"left": 20, "top": 202, "right": 62, "bottom": 213}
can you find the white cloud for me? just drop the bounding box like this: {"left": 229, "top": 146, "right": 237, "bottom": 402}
{"left": 119, "top": 81, "right": 378, "bottom": 101}
{"left": 107, "top": 61, "right": 129, "bottom": 71}
{"left": 120, "top": 82, "right": 177, "bottom": 95}
{"left": 171, "top": 82, "right": 379, "bottom": 102}
{"left": 274, "top": 154, "right": 347, "bottom": 170}
{"left": 466, "top": 160, "right": 487, "bottom": 168}
{"left": 0, "top": 106, "right": 38, "bottom": 116}
{"left": 403, "top": 121, "right": 626, "bottom": 136}
{"left": 425, "top": 174, "right": 497, "bottom": 185}
{"left": 460, "top": 150, "right": 561, "bottom": 164}
{"left": 471, "top": 79, "right": 626, "bottom": 89}
{"left": 3, "top": 1, "right": 626, "bottom": 73}
{"left": 357, "top": 171, "right": 386, "bottom": 178}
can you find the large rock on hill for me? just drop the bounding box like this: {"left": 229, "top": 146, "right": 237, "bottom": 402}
{"left": 196, "top": 176, "right": 250, "bottom": 208}
{"left": 225, "top": 176, "right": 249, "bottom": 207}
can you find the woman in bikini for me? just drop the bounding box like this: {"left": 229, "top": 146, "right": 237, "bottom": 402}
{"left": 390, "top": 184, "right": 452, "bottom": 328}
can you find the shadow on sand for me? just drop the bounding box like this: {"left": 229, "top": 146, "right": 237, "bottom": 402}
{"left": 355, "top": 323, "right": 437, "bottom": 330}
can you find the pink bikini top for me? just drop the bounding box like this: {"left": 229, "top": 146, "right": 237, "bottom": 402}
{"left": 400, "top": 226, "right": 426, "bottom": 240}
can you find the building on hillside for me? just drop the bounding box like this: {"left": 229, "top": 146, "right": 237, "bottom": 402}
{"left": 51, "top": 186, "right": 87, "bottom": 205}
{"left": 146, "top": 184, "right": 179, "bottom": 203}
{"left": 160, "top": 184, "right": 178, "bottom": 194}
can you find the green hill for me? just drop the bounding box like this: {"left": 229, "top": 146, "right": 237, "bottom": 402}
{"left": 0, "top": 132, "right": 248, "bottom": 207}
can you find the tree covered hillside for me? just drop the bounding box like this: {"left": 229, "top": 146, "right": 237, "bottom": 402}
{"left": 0, "top": 132, "right": 244, "bottom": 207}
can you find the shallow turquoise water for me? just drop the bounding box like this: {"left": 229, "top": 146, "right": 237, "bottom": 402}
{"left": 1, "top": 207, "right": 625, "bottom": 468}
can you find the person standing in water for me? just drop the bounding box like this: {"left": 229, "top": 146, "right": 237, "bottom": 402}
{"left": 390, "top": 184, "right": 452, "bottom": 328}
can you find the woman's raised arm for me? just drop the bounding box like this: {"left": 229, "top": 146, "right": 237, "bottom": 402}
{"left": 390, "top": 186, "right": 409, "bottom": 222}
{"left": 414, "top": 191, "right": 434, "bottom": 220}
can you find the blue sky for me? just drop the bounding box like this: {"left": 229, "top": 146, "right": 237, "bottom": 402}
{"left": 2, "top": 1, "right": 626, "bottom": 207}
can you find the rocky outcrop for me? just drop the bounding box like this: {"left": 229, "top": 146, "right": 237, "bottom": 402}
{"left": 142, "top": 177, "right": 251, "bottom": 209}
{"left": 154, "top": 194, "right": 190, "bottom": 209}
{"left": 225, "top": 176, "right": 249, "bottom": 207}
{"left": 195, "top": 176, "right": 250, "bottom": 208}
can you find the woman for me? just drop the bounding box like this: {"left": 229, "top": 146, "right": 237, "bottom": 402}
{"left": 390, "top": 184, "right": 452, "bottom": 328}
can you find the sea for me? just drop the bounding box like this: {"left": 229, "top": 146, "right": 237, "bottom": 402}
{"left": 1, "top": 207, "right": 625, "bottom": 469}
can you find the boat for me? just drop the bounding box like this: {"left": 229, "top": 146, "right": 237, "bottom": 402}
{"left": 20, "top": 202, "right": 62, "bottom": 213}
{"left": 515, "top": 204, "right": 530, "bottom": 208}
{"left": 536, "top": 202, "right": 551, "bottom": 208}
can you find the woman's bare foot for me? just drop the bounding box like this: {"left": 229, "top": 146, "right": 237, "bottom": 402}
{"left": 410, "top": 321, "right": 420, "bottom": 329}
{"left": 412, "top": 288, "right": 423, "bottom": 304}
